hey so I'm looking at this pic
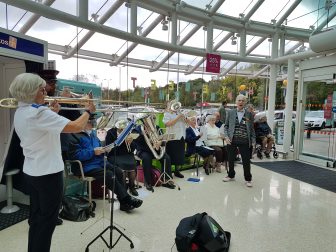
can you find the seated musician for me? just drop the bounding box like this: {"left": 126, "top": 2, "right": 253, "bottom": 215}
{"left": 254, "top": 116, "right": 274, "bottom": 158}
{"left": 186, "top": 116, "right": 214, "bottom": 175}
{"left": 105, "top": 119, "right": 138, "bottom": 196}
{"left": 203, "top": 114, "right": 228, "bottom": 173}
{"left": 134, "top": 116, "right": 176, "bottom": 191}
{"left": 68, "top": 116, "right": 143, "bottom": 212}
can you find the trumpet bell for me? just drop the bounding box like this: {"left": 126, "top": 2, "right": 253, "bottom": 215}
{"left": 170, "top": 101, "right": 181, "bottom": 112}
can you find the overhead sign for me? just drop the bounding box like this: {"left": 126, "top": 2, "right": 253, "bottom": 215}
{"left": 0, "top": 27, "right": 47, "bottom": 63}
{"left": 205, "top": 53, "right": 221, "bottom": 73}
{"left": 0, "top": 31, "right": 44, "bottom": 57}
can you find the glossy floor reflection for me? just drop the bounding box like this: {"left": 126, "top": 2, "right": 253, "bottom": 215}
{"left": 1, "top": 160, "right": 336, "bottom": 252}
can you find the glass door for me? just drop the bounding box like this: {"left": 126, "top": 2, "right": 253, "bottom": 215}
{"left": 299, "top": 67, "right": 336, "bottom": 166}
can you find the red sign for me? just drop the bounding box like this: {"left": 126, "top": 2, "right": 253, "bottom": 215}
{"left": 324, "top": 94, "right": 333, "bottom": 119}
{"left": 205, "top": 53, "right": 221, "bottom": 73}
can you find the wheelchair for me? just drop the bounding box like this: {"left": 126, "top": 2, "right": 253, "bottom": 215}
{"left": 255, "top": 136, "right": 278, "bottom": 159}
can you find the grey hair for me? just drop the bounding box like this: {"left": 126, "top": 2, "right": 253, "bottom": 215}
{"left": 206, "top": 114, "right": 216, "bottom": 123}
{"left": 246, "top": 103, "right": 254, "bottom": 109}
{"left": 235, "top": 94, "right": 247, "bottom": 103}
{"left": 9, "top": 73, "right": 46, "bottom": 103}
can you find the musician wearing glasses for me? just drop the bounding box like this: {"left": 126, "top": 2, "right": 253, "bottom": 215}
{"left": 68, "top": 117, "right": 143, "bottom": 212}
{"left": 163, "top": 100, "right": 189, "bottom": 178}
{"left": 9, "top": 73, "right": 95, "bottom": 252}
{"left": 105, "top": 119, "right": 138, "bottom": 196}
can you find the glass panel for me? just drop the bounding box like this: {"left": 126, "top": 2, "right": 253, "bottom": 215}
{"left": 301, "top": 79, "right": 336, "bottom": 161}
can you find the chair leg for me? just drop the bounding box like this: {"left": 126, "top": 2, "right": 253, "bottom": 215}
{"left": 1, "top": 172, "right": 20, "bottom": 214}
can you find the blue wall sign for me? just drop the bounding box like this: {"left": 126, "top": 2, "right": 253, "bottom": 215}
{"left": 332, "top": 106, "right": 336, "bottom": 113}
{"left": 0, "top": 31, "right": 44, "bottom": 57}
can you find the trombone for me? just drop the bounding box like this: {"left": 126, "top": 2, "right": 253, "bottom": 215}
{"left": 0, "top": 97, "right": 163, "bottom": 109}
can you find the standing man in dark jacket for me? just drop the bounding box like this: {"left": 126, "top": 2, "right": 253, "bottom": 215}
{"left": 223, "top": 95, "right": 256, "bottom": 187}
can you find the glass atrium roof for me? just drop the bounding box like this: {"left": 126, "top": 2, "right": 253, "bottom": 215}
{"left": 0, "top": 0, "right": 335, "bottom": 87}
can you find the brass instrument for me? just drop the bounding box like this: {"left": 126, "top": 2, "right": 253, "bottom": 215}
{"left": 139, "top": 114, "right": 166, "bottom": 160}
{"left": 0, "top": 97, "right": 163, "bottom": 109}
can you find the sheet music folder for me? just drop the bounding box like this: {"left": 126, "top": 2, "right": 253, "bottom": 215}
{"left": 103, "top": 120, "right": 136, "bottom": 152}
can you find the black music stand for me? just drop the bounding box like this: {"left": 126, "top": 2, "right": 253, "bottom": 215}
{"left": 85, "top": 121, "right": 136, "bottom": 251}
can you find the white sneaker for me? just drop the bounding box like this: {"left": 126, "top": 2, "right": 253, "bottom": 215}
{"left": 245, "top": 181, "right": 253, "bottom": 187}
{"left": 223, "top": 176, "right": 235, "bottom": 182}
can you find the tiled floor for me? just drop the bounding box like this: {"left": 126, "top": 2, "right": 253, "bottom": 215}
{"left": 1, "top": 159, "right": 336, "bottom": 252}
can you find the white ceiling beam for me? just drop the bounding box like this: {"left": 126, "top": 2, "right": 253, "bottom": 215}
{"left": 110, "top": 14, "right": 164, "bottom": 66}
{"left": 185, "top": 32, "right": 234, "bottom": 75}
{"left": 243, "top": 0, "right": 265, "bottom": 21}
{"left": 275, "top": 0, "right": 302, "bottom": 26}
{"left": 63, "top": 0, "right": 124, "bottom": 59}
{"left": 219, "top": 36, "right": 266, "bottom": 76}
{"left": 138, "top": 0, "right": 311, "bottom": 41}
{"left": 149, "top": 0, "right": 225, "bottom": 72}
{"left": 18, "top": 0, "right": 55, "bottom": 34}
{"left": 251, "top": 42, "right": 302, "bottom": 78}
{"left": 4, "top": 0, "right": 324, "bottom": 68}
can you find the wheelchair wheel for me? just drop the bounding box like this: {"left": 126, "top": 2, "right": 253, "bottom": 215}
{"left": 273, "top": 151, "right": 279, "bottom": 159}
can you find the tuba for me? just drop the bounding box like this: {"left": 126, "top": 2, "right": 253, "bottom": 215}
{"left": 138, "top": 114, "right": 166, "bottom": 160}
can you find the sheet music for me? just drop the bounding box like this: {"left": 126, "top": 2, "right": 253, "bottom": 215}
{"left": 102, "top": 120, "right": 136, "bottom": 152}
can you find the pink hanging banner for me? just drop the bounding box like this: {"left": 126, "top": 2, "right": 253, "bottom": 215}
{"left": 205, "top": 53, "right": 221, "bottom": 73}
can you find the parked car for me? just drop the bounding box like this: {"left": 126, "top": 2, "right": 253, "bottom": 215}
{"left": 304, "top": 110, "right": 326, "bottom": 129}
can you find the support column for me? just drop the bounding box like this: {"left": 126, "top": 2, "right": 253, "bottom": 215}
{"left": 171, "top": 12, "right": 178, "bottom": 45}
{"left": 279, "top": 33, "right": 285, "bottom": 57}
{"left": 77, "top": 0, "right": 88, "bottom": 21}
{"left": 267, "top": 33, "right": 279, "bottom": 131}
{"left": 239, "top": 29, "right": 246, "bottom": 57}
{"left": 130, "top": 0, "right": 137, "bottom": 35}
{"left": 283, "top": 58, "right": 295, "bottom": 153}
{"left": 207, "top": 21, "right": 214, "bottom": 52}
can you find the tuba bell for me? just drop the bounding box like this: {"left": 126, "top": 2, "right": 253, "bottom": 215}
{"left": 138, "top": 114, "right": 166, "bottom": 160}
{"left": 170, "top": 100, "right": 181, "bottom": 112}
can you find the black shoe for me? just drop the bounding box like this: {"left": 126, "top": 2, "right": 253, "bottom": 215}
{"left": 120, "top": 203, "right": 134, "bottom": 212}
{"left": 204, "top": 167, "right": 209, "bottom": 175}
{"left": 162, "top": 182, "right": 176, "bottom": 189}
{"left": 129, "top": 197, "right": 143, "bottom": 208}
{"left": 129, "top": 187, "right": 139, "bottom": 196}
{"left": 146, "top": 184, "right": 154, "bottom": 192}
{"left": 174, "top": 171, "right": 184, "bottom": 178}
{"left": 56, "top": 217, "right": 63, "bottom": 226}
{"left": 265, "top": 153, "right": 271, "bottom": 158}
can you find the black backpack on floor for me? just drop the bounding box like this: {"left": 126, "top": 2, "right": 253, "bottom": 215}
{"left": 59, "top": 196, "right": 95, "bottom": 222}
{"left": 175, "top": 212, "right": 231, "bottom": 252}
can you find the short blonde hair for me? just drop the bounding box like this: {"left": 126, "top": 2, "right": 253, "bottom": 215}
{"left": 9, "top": 73, "right": 45, "bottom": 103}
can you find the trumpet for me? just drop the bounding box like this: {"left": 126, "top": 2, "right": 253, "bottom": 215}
{"left": 0, "top": 97, "right": 163, "bottom": 109}
{"left": 0, "top": 97, "right": 97, "bottom": 109}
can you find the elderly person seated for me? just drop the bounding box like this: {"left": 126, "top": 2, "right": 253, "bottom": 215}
{"left": 203, "top": 114, "right": 227, "bottom": 172}
{"left": 186, "top": 116, "right": 215, "bottom": 175}
{"left": 68, "top": 117, "right": 143, "bottom": 212}
{"left": 254, "top": 116, "right": 274, "bottom": 158}
{"left": 106, "top": 119, "right": 139, "bottom": 196}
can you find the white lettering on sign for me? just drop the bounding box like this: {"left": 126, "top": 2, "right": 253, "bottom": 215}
{"left": 0, "top": 39, "right": 9, "bottom": 46}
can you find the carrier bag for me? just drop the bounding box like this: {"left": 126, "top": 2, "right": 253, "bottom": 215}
{"left": 137, "top": 165, "right": 161, "bottom": 186}
{"left": 60, "top": 195, "right": 94, "bottom": 222}
{"left": 175, "top": 212, "right": 231, "bottom": 252}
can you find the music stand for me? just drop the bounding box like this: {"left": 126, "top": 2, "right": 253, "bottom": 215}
{"left": 85, "top": 121, "right": 136, "bottom": 251}
{"left": 154, "top": 133, "right": 181, "bottom": 190}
